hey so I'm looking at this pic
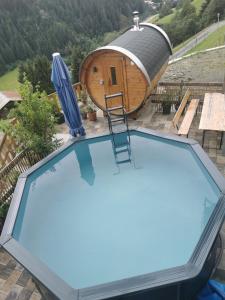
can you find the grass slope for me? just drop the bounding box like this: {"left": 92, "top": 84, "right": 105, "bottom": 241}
{"left": 173, "top": 35, "right": 197, "bottom": 52}
{"left": 187, "top": 25, "right": 225, "bottom": 54}
{"left": 158, "top": 12, "right": 175, "bottom": 25}
{"left": 0, "top": 68, "right": 19, "bottom": 91}
{"left": 153, "top": 0, "right": 204, "bottom": 25}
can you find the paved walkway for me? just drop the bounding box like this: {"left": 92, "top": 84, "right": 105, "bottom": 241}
{"left": 0, "top": 247, "right": 40, "bottom": 300}
{"left": 1, "top": 104, "right": 225, "bottom": 299}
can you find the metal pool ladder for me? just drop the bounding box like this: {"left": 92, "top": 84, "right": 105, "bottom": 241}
{"left": 104, "top": 92, "right": 131, "bottom": 165}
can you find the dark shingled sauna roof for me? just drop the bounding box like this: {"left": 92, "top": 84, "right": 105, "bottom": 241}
{"left": 109, "top": 23, "right": 172, "bottom": 81}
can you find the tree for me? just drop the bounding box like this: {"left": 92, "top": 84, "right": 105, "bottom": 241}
{"left": 199, "top": 0, "right": 211, "bottom": 16}
{"left": 32, "top": 56, "right": 54, "bottom": 94}
{"left": 159, "top": 1, "right": 173, "bottom": 18}
{"left": 180, "top": 0, "right": 196, "bottom": 18}
{"left": 71, "top": 45, "right": 84, "bottom": 84}
{"left": 162, "top": 0, "right": 198, "bottom": 46}
{"left": 200, "top": 0, "right": 225, "bottom": 27}
{"left": 70, "top": 36, "right": 100, "bottom": 83}
{"left": 0, "top": 0, "right": 149, "bottom": 75}
{"left": 18, "top": 56, "right": 54, "bottom": 94}
{"left": 0, "top": 54, "right": 6, "bottom": 75}
{"left": 0, "top": 80, "right": 60, "bottom": 156}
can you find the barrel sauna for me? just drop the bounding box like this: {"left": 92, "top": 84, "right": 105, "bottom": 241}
{"left": 80, "top": 22, "right": 172, "bottom": 114}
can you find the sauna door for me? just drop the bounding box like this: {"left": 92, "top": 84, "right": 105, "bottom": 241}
{"left": 102, "top": 56, "right": 126, "bottom": 109}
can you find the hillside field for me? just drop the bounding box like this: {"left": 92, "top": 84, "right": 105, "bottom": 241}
{"left": 149, "top": 0, "right": 204, "bottom": 25}
{"left": 0, "top": 68, "right": 19, "bottom": 91}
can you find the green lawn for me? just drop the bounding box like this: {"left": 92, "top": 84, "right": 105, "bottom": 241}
{"left": 158, "top": 12, "right": 175, "bottom": 25}
{"left": 147, "top": 11, "right": 175, "bottom": 25}
{"left": 147, "top": 14, "right": 159, "bottom": 23}
{"left": 187, "top": 25, "right": 225, "bottom": 54}
{"left": 0, "top": 68, "right": 20, "bottom": 91}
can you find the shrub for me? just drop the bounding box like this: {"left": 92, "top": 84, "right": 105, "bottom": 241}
{"left": 0, "top": 80, "right": 60, "bottom": 156}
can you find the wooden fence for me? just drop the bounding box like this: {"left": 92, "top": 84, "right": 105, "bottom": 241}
{"left": 48, "top": 82, "right": 83, "bottom": 109}
{"left": 0, "top": 134, "right": 18, "bottom": 169}
{"left": 0, "top": 150, "right": 44, "bottom": 204}
{"left": 0, "top": 83, "right": 84, "bottom": 203}
{"left": 150, "top": 81, "right": 224, "bottom": 113}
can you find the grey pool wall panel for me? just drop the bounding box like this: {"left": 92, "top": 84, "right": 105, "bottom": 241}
{"left": 1, "top": 128, "right": 225, "bottom": 300}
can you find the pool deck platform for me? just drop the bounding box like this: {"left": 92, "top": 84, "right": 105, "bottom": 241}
{"left": 1, "top": 106, "right": 225, "bottom": 300}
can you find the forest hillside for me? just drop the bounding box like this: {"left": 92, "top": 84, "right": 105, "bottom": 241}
{"left": 0, "top": 0, "right": 148, "bottom": 75}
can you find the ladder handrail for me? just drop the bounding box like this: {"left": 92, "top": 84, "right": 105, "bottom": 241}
{"left": 104, "top": 91, "right": 130, "bottom": 153}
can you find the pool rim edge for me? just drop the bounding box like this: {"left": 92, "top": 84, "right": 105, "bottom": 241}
{"left": 1, "top": 127, "right": 225, "bottom": 300}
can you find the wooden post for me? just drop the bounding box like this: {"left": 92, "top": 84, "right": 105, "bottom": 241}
{"left": 178, "top": 80, "right": 184, "bottom": 103}
{"left": 223, "top": 72, "right": 225, "bottom": 94}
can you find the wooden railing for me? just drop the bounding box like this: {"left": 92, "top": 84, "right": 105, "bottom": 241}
{"left": 0, "top": 82, "right": 83, "bottom": 204}
{"left": 0, "top": 119, "right": 19, "bottom": 169}
{"left": 48, "top": 82, "right": 83, "bottom": 108}
{"left": 0, "top": 83, "right": 83, "bottom": 169}
{"left": 150, "top": 81, "right": 224, "bottom": 113}
{"left": 0, "top": 134, "right": 19, "bottom": 169}
{"left": 0, "top": 150, "right": 44, "bottom": 204}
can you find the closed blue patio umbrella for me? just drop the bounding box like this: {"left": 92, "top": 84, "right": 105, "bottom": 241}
{"left": 51, "top": 52, "right": 85, "bottom": 137}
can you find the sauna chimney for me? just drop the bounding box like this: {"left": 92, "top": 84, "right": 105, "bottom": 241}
{"left": 132, "top": 11, "right": 140, "bottom": 31}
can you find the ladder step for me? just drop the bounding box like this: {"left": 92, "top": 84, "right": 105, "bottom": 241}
{"left": 117, "top": 159, "right": 131, "bottom": 165}
{"left": 112, "top": 130, "right": 127, "bottom": 135}
{"left": 105, "top": 91, "right": 130, "bottom": 144}
{"left": 110, "top": 123, "right": 126, "bottom": 131}
{"left": 114, "top": 142, "right": 129, "bottom": 148}
{"left": 105, "top": 92, "right": 123, "bottom": 100}
{"left": 115, "top": 148, "right": 129, "bottom": 154}
{"left": 112, "top": 130, "right": 128, "bottom": 135}
{"left": 111, "top": 124, "right": 128, "bottom": 134}
{"left": 110, "top": 123, "right": 126, "bottom": 128}
{"left": 107, "top": 105, "right": 124, "bottom": 112}
{"left": 111, "top": 117, "right": 125, "bottom": 123}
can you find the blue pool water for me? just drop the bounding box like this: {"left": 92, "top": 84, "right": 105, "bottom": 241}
{"left": 13, "top": 132, "right": 220, "bottom": 289}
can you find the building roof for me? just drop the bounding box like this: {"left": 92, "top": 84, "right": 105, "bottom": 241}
{"left": 0, "top": 91, "right": 21, "bottom": 111}
{"left": 109, "top": 23, "right": 172, "bottom": 81}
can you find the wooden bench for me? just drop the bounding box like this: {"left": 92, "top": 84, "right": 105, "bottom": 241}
{"left": 172, "top": 89, "right": 199, "bottom": 137}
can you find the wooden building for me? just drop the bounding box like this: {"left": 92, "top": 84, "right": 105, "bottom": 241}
{"left": 80, "top": 21, "right": 172, "bottom": 114}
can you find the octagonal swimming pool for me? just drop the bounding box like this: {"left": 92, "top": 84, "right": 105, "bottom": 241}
{"left": 1, "top": 129, "right": 225, "bottom": 300}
